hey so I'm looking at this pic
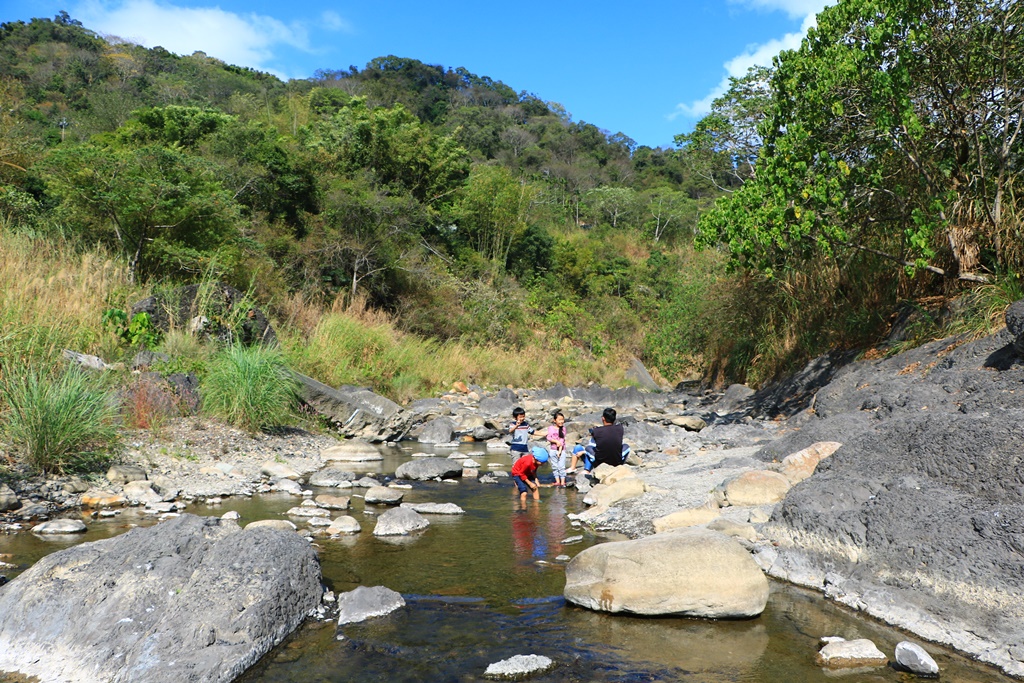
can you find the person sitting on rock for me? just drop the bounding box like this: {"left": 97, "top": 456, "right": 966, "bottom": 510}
{"left": 590, "top": 407, "right": 624, "bottom": 469}
{"left": 512, "top": 447, "right": 548, "bottom": 502}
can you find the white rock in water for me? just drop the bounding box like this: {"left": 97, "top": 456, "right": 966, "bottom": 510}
{"left": 483, "top": 654, "right": 554, "bottom": 679}
{"left": 285, "top": 506, "right": 329, "bottom": 517}
{"left": 221, "top": 510, "right": 241, "bottom": 521}
{"left": 246, "top": 519, "right": 297, "bottom": 531}
{"left": 564, "top": 528, "right": 767, "bottom": 618}
{"left": 895, "top": 641, "right": 939, "bottom": 676}
{"left": 462, "top": 459, "right": 481, "bottom": 467}
{"left": 32, "top": 519, "right": 87, "bottom": 534}
{"left": 816, "top": 638, "right": 888, "bottom": 668}
{"left": 274, "top": 479, "right": 303, "bottom": 495}
{"left": 400, "top": 502, "right": 465, "bottom": 515}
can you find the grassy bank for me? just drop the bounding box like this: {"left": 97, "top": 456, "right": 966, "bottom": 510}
{"left": 0, "top": 232, "right": 625, "bottom": 404}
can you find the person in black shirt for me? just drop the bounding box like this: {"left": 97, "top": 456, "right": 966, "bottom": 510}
{"left": 590, "top": 407, "right": 624, "bottom": 468}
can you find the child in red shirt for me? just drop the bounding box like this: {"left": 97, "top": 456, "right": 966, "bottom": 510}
{"left": 511, "top": 447, "right": 548, "bottom": 502}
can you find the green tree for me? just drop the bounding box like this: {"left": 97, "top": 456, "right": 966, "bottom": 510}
{"left": 585, "top": 186, "right": 641, "bottom": 229}
{"left": 699, "top": 0, "right": 1024, "bottom": 282}
{"left": 300, "top": 178, "right": 424, "bottom": 303}
{"left": 454, "top": 164, "right": 540, "bottom": 266}
{"left": 675, "top": 65, "right": 771, "bottom": 192}
{"left": 41, "top": 142, "right": 240, "bottom": 280}
{"left": 302, "top": 98, "right": 469, "bottom": 205}
{"left": 641, "top": 187, "right": 696, "bottom": 243}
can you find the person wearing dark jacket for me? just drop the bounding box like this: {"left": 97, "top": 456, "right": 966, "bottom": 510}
{"left": 590, "top": 407, "right": 624, "bottom": 469}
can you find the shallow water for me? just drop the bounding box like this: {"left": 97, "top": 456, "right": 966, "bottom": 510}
{"left": 0, "top": 443, "right": 1016, "bottom": 682}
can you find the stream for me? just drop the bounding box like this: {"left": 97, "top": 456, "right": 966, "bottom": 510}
{"left": 0, "top": 443, "right": 1015, "bottom": 682}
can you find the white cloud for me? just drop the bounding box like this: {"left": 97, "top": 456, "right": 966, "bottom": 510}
{"left": 73, "top": 0, "right": 342, "bottom": 76}
{"left": 730, "top": 0, "right": 830, "bottom": 19}
{"left": 670, "top": 4, "right": 829, "bottom": 120}
{"left": 321, "top": 10, "right": 352, "bottom": 33}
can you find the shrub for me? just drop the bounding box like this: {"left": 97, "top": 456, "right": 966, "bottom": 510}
{"left": 123, "top": 378, "right": 179, "bottom": 431}
{"left": 0, "top": 363, "right": 120, "bottom": 474}
{"left": 201, "top": 345, "right": 298, "bottom": 432}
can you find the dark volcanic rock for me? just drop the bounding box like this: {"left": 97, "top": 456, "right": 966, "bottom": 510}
{"left": 131, "top": 283, "right": 277, "bottom": 346}
{"left": 750, "top": 351, "right": 856, "bottom": 418}
{"left": 756, "top": 329, "right": 1024, "bottom": 677}
{"left": 0, "top": 514, "right": 321, "bottom": 683}
{"left": 1007, "top": 298, "right": 1024, "bottom": 356}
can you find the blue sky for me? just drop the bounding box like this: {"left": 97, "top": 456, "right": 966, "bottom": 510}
{"left": 9, "top": 0, "right": 831, "bottom": 148}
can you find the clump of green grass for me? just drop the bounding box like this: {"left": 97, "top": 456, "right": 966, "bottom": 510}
{"left": 201, "top": 344, "right": 299, "bottom": 433}
{"left": 0, "top": 363, "right": 120, "bottom": 474}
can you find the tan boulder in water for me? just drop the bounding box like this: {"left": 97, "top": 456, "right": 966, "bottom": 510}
{"left": 564, "top": 527, "right": 769, "bottom": 618}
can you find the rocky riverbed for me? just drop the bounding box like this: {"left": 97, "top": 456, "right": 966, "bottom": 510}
{"left": 2, "top": 302, "right": 1023, "bottom": 680}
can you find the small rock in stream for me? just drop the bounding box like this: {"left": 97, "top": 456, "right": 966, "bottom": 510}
{"left": 483, "top": 654, "right": 554, "bottom": 679}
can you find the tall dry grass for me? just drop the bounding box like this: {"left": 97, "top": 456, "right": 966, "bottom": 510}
{"left": 0, "top": 233, "right": 145, "bottom": 365}
{"left": 0, "top": 232, "right": 631, "bottom": 410}
{"left": 280, "top": 294, "right": 623, "bottom": 403}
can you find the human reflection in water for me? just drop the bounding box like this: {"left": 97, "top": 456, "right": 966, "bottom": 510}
{"left": 511, "top": 493, "right": 572, "bottom": 571}
{"left": 511, "top": 499, "right": 545, "bottom": 569}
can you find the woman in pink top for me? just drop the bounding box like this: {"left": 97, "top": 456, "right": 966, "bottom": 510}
{"left": 546, "top": 412, "right": 567, "bottom": 487}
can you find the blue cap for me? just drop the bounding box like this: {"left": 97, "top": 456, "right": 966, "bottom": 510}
{"left": 531, "top": 446, "right": 549, "bottom": 463}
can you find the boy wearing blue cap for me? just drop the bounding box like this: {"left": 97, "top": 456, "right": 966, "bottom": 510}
{"left": 511, "top": 446, "right": 548, "bottom": 502}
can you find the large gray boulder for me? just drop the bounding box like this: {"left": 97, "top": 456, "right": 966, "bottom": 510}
{"left": 292, "top": 372, "right": 408, "bottom": 442}
{"left": 395, "top": 458, "right": 462, "bottom": 481}
{"left": 756, "top": 329, "right": 1024, "bottom": 677}
{"left": 564, "top": 527, "right": 769, "bottom": 618}
{"left": 478, "top": 397, "right": 515, "bottom": 417}
{"left": 106, "top": 464, "right": 147, "bottom": 485}
{"left": 0, "top": 484, "right": 19, "bottom": 512}
{"left": 417, "top": 416, "right": 457, "bottom": 444}
{"left": 0, "top": 514, "right": 321, "bottom": 683}
{"left": 364, "top": 486, "right": 404, "bottom": 505}
{"left": 716, "top": 383, "right": 755, "bottom": 415}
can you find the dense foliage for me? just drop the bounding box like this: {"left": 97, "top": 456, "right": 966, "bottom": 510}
{"left": 0, "top": 12, "right": 720, "bottom": 387}
{"left": 687, "top": 0, "right": 1023, "bottom": 381}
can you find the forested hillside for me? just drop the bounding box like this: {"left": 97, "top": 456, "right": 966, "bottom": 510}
{"left": 1, "top": 2, "right": 1021, "bottom": 394}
